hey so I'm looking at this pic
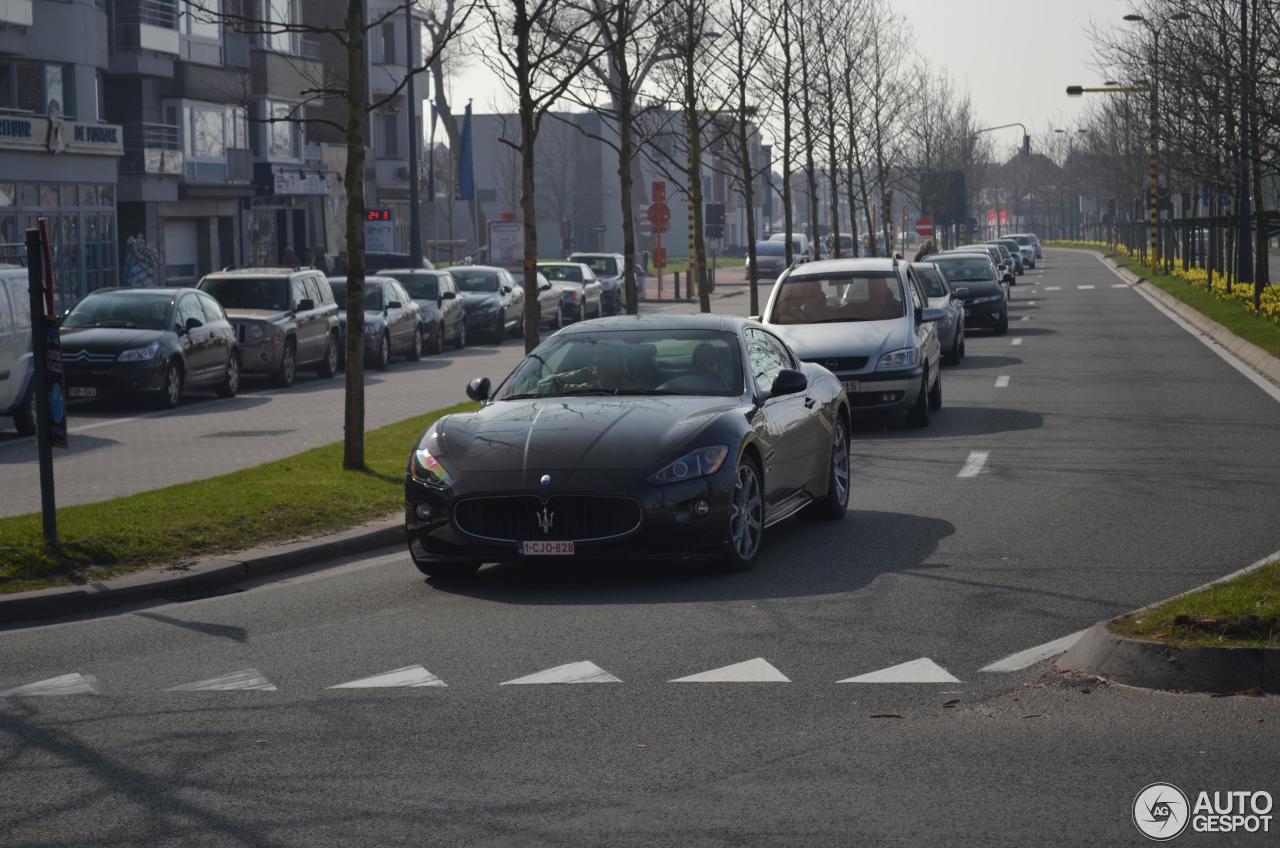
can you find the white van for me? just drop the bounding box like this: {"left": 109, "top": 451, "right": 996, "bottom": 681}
{"left": 0, "top": 266, "right": 34, "bottom": 434}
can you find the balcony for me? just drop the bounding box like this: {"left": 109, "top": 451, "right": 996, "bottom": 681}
{"left": 120, "top": 122, "right": 183, "bottom": 175}
{"left": 110, "top": 0, "right": 179, "bottom": 77}
{"left": 182, "top": 146, "right": 252, "bottom": 185}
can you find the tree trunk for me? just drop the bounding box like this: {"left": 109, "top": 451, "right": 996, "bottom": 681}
{"left": 736, "top": 105, "right": 758, "bottom": 316}
{"left": 780, "top": 12, "right": 794, "bottom": 266}
{"left": 617, "top": 60, "right": 639, "bottom": 315}
{"left": 342, "top": 0, "right": 368, "bottom": 471}
{"left": 519, "top": 92, "right": 540, "bottom": 351}
{"left": 826, "top": 123, "right": 839, "bottom": 258}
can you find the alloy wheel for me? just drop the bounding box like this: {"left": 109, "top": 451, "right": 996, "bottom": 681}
{"left": 730, "top": 462, "right": 764, "bottom": 561}
{"left": 831, "top": 422, "right": 850, "bottom": 507}
{"left": 165, "top": 363, "right": 182, "bottom": 407}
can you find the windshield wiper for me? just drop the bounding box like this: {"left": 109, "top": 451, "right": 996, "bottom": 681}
{"left": 610, "top": 389, "right": 681, "bottom": 395}
{"left": 501, "top": 392, "right": 546, "bottom": 400}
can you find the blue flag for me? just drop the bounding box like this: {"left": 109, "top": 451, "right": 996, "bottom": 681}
{"left": 456, "top": 101, "right": 475, "bottom": 201}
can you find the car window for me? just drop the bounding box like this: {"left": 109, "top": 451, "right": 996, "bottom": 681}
{"left": 745, "top": 328, "right": 792, "bottom": 393}
{"left": 769, "top": 272, "right": 905, "bottom": 324}
{"left": 200, "top": 278, "right": 290, "bottom": 311}
{"left": 177, "top": 294, "right": 205, "bottom": 328}
{"left": 913, "top": 267, "right": 948, "bottom": 298}
{"left": 540, "top": 264, "right": 584, "bottom": 283}
{"left": 63, "top": 292, "right": 175, "bottom": 330}
{"left": 290, "top": 278, "right": 308, "bottom": 308}
{"left": 0, "top": 284, "right": 11, "bottom": 332}
{"left": 440, "top": 274, "right": 455, "bottom": 295}
{"left": 932, "top": 256, "right": 996, "bottom": 282}
{"left": 907, "top": 276, "right": 924, "bottom": 311}
{"left": 392, "top": 273, "right": 439, "bottom": 301}
{"left": 451, "top": 269, "right": 501, "bottom": 292}
{"left": 196, "top": 292, "right": 226, "bottom": 323}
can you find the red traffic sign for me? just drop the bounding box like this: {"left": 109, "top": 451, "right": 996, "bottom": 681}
{"left": 914, "top": 217, "right": 934, "bottom": 238}
{"left": 647, "top": 202, "right": 670, "bottom": 228}
{"left": 652, "top": 247, "right": 668, "bottom": 269}
{"left": 651, "top": 181, "right": 666, "bottom": 204}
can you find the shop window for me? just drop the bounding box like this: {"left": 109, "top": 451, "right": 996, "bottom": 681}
{"left": 15, "top": 62, "right": 42, "bottom": 114}
{"left": 40, "top": 185, "right": 58, "bottom": 209}
{"left": 0, "top": 184, "right": 14, "bottom": 207}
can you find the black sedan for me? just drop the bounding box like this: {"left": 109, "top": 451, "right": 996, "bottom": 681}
{"left": 451, "top": 266, "right": 560, "bottom": 342}
{"left": 60, "top": 287, "right": 240, "bottom": 408}
{"left": 925, "top": 253, "right": 1010, "bottom": 335}
{"left": 382, "top": 268, "right": 467, "bottom": 352}
{"left": 329, "top": 276, "right": 423, "bottom": 369}
{"left": 403, "top": 314, "right": 851, "bottom": 578}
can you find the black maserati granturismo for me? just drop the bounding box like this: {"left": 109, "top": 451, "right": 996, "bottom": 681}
{"left": 403, "top": 314, "right": 851, "bottom": 577}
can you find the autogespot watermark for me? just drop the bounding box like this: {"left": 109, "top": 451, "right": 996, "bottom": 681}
{"left": 1132, "top": 783, "right": 1274, "bottom": 841}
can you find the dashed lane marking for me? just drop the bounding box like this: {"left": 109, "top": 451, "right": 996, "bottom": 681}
{"left": 994, "top": 376, "right": 1010, "bottom": 388}
{"left": 670, "top": 658, "right": 790, "bottom": 683}
{"left": 839, "top": 658, "right": 961, "bottom": 684}
{"left": 980, "top": 630, "right": 1090, "bottom": 673}
{"left": 1111, "top": 283, "right": 1130, "bottom": 288}
{"left": 500, "top": 661, "right": 622, "bottom": 685}
{"left": 0, "top": 673, "right": 101, "bottom": 697}
{"left": 957, "top": 451, "right": 989, "bottom": 478}
{"left": 1077, "top": 285, "right": 1096, "bottom": 290}
{"left": 1045, "top": 286, "right": 1062, "bottom": 291}
{"left": 1010, "top": 338, "right": 1023, "bottom": 346}
{"left": 1020, "top": 315, "right": 1031, "bottom": 321}
{"left": 328, "top": 665, "right": 446, "bottom": 688}
{"left": 167, "top": 669, "right": 277, "bottom": 691}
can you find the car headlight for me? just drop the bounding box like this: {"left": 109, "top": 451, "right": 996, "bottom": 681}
{"left": 409, "top": 445, "right": 455, "bottom": 488}
{"left": 248, "top": 324, "right": 264, "bottom": 342}
{"left": 968, "top": 294, "right": 1003, "bottom": 305}
{"left": 876, "top": 348, "right": 918, "bottom": 371}
{"left": 117, "top": 341, "right": 160, "bottom": 362}
{"left": 648, "top": 445, "right": 729, "bottom": 485}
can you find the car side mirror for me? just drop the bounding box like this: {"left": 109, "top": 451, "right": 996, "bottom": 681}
{"left": 768, "top": 368, "right": 808, "bottom": 398}
{"left": 1003, "top": 272, "right": 1015, "bottom": 284}
{"left": 502, "top": 285, "right": 513, "bottom": 294}
{"left": 920, "top": 307, "right": 946, "bottom": 324}
{"left": 539, "top": 282, "right": 552, "bottom": 291}
{"left": 185, "top": 316, "right": 203, "bottom": 331}
{"left": 441, "top": 290, "right": 456, "bottom": 300}
{"left": 466, "top": 376, "right": 491, "bottom": 402}
{"left": 386, "top": 300, "right": 401, "bottom": 310}
{"left": 297, "top": 298, "right": 315, "bottom": 312}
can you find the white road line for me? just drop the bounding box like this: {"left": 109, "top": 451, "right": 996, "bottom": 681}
{"left": 500, "top": 661, "right": 621, "bottom": 685}
{"left": 1010, "top": 337, "right": 1023, "bottom": 346}
{"left": 839, "top": 658, "right": 960, "bottom": 684}
{"left": 1077, "top": 285, "right": 1095, "bottom": 290}
{"left": 980, "top": 630, "right": 1090, "bottom": 673}
{"left": 670, "top": 658, "right": 790, "bottom": 683}
{"left": 328, "top": 666, "right": 446, "bottom": 688}
{"left": 1045, "top": 286, "right": 1061, "bottom": 291}
{"left": 994, "top": 376, "right": 1010, "bottom": 388}
{"left": 1090, "top": 253, "right": 1280, "bottom": 405}
{"left": 1020, "top": 315, "right": 1031, "bottom": 321}
{"left": 167, "top": 669, "right": 277, "bottom": 691}
{"left": 1111, "top": 283, "right": 1130, "bottom": 288}
{"left": 0, "top": 672, "right": 101, "bottom": 697}
{"left": 957, "top": 450, "right": 989, "bottom": 478}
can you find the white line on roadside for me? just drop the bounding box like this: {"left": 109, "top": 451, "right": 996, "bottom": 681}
{"left": 1045, "top": 286, "right": 1062, "bottom": 291}
{"left": 957, "top": 450, "right": 989, "bottom": 478}
{"left": 994, "top": 376, "right": 1010, "bottom": 388}
{"left": 1111, "top": 283, "right": 1130, "bottom": 288}
{"left": 1010, "top": 338, "right": 1023, "bottom": 346}
{"left": 980, "top": 629, "right": 1090, "bottom": 673}
{"left": 1020, "top": 315, "right": 1031, "bottom": 321}
{"left": 1077, "top": 285, "right": 1095, "bottom": 290}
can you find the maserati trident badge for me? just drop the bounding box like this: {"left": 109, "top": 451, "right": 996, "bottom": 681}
{"left": 536, "top": 507, "right": 555, "bottom": 535}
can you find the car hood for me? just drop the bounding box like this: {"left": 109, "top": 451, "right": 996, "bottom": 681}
{"left": 436, "top": 396, "right": 742, "bottom": 474}
{"left": 766, "top": 319, "right": 911, "bottom": 361}
{"left": 459, "top": 291, "right": 502, "bottom": 307}
{"left": 59, "top": 327, "right": 167, "bottom": 354}
{"left": 337, "top": 310, "right": 386, "bottom": 324}
{"left": 223, "top": 308, "right": 288, "bottom": 322}
{"left": 952, "top": 280, "right": 1004, "bottom": 298}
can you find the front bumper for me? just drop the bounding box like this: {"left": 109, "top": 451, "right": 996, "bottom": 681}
{"left": 465, "top": 308, "right": 503, "bottom": 330}
{"left": 404, "top": 470, "right": 733, "bottom": 565}
{"left": 961, "top": 301, "right": 1007, "bottom": 328}
{"left": 64, "top": 360, "right": 168, "bottom": 397}
{"left": 832, "top": 366, "right": 923, "bottom": 413}
{"left": 237, "top": 339, "right": 285, "bottom": 373}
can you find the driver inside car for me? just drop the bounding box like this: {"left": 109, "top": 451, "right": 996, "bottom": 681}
{"left": 541, "top": 345, "right": 644, "bottom": 393}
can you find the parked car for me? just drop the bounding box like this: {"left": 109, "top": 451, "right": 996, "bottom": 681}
{"left": 948, "top": 244, "right": 1015, "bottom": 284}
{"left": 567, "top": 252, "right": 625, "bottom": 315}
{"left": 404, "top": 315, "right": 850, "bottom": 578}
{"left": 1021, "top": 233, "right": 1043, "bottom": 259}
{"left": 538, "top": 261, "right": 604, "bottom": 323}
{"left": 909, "top": 262, "right": 966, "bottom": 365}
{"left": 59, "top": 287, "right": 240, "bottom": 408}
{"left": 1005, "top": 235, "right": 1037, "bottom": 267}
{"left": 761, "top": 258, "right": 944, "bottom": 427}
{"left": 988, "top": 240, "right": 1024, "bottom": 275}
{"left": 767, "top": 232, "right": 815, "bottom": 263}
{"left": 197, "top": 267, "right": 339, "bottom": 387}
{"left": 509, "top": 270, "right": 565, "bottom": 330}
{"left": 328, "top": 276, "right": 423, "bottom": 369}
{"left": 0, "top": 266, "right": 35, "bottom": 433}
{"left": 451, "top": 265, "right": 559, "bottom": 342}
{"left": 382, "top": 268, "right": 467, "bottom": 353}
{"left": 924, "top": 252, "right": 1009, "bottom": 335}
{"left": 366, "top": 253, "right": 434, "bottom": 273}
{"left": 747, "top": 240, "right": 790, "bottom": 280}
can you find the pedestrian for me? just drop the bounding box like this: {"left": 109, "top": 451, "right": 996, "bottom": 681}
{"left": 334, "top": 251, "right": 348, "bottom": 275}
{"left": 283, "top": 246, "right": 299, "bottom": 267}
{"left": 642, "top": 249, "right": 650, "bottom": 272}
{"left": 311, "top": 245, "right": 330, "bottom": 275}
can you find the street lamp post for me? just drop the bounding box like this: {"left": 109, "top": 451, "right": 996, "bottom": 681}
{"left": 1123, "top": 11, "right": 1189, "bottom": 268}
{"left": 405, "top": 0, "right": 423, "bottom": 267}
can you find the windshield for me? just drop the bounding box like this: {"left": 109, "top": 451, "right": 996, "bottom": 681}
{"left": 768, "top": 272, "right": 905, "bottom": 324}
{"left": 328, "top": 282, "right": 384, "bottom": 311}
{"left": 932, "top": 257, "right": 995, "bottom": 283}
{"left": 63, "top": 292, "right": 174, "bottom": 330}
{"left": 200, "top": 278, "right": 289, "bottom": 311}
{"left": 451, "top": 269, "right": 501, "bottom": 292}
{"left": 388, "top": 273, "right": 439, "bottom": 300}
{"left": 577, "top": 256, "right": 618, "bottom": 276}
{"left": 914, "top": 267, "right": 948, "bottom": 298}
{"left": 1013, "top": 236, "right": 1032, "bottom": 246}
{"left": 540, "top": 265, "right": 584, "bottom": 283}
{"left": 496, "top": 329, "right": 744, "bottom": 399}
{"left": 756, "top": 241, "right": 785, "bottom": 256}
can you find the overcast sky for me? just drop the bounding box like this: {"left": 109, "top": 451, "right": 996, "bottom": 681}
{"left": 441, "top": 0, "right": 1130, "bottom": 153}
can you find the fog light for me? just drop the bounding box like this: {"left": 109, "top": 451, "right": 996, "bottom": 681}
{"left": 693, "top": 499, "right": 710, "bottom": 517}
{"left": 414, "top": 503, "right": 432, "bottom": 521}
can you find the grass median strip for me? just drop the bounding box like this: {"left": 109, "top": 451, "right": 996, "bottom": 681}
{"left": 1109, "top": 559, "right": 1280, "bottom": 649}
{"left": 0, "top": 401, "right": 477, "bottom": 594}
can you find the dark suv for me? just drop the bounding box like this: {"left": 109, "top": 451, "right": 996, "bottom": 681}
{"left": 197, "top": 267, "right": 341, "bottom": 387}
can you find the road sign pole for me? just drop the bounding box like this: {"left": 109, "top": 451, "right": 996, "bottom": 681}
{"left": 25, "top": 228, "right": 57, "bottom": 549}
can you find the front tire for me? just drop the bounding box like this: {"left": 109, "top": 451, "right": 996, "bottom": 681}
{"left": 928, "top": 367, "right": 943, "bottom": 411}
{"left": 272, "top": 340, "right": 297, "bottom": 388}
{"left": 407, "top": 327, "right": 423, "bottom": 362}
{"left": 215, "top": 352, "right": 240, "bottom": 398}
{"left": 454, "top": 320, "right": 467, "bottom": 350}
{"left": 994, "top": 317, "right": 1009, "bottom": 336}
{"left": 907, "top": 368, "right": 930, "bottom": 428}
{"left": 721, "top": 457, "right": 765, "bottom": 571}
{"left": 375, "top": 332, "right": 391, "bottom": 370}
{"left": 158, "top": 360, "right": 183, "bottom": 409}
{"left": 13, "top": 387, "right": 36, "bottom": 436}
{"left": 944, "top": 329, "right": 962, "bottom": 366}
{"left": 816, "top": 416, "right": 850, "bottom": 520}
{"left": 316, "top": 333, "right": 339, "bottom": 378}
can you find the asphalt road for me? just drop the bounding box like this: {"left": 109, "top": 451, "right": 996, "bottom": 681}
{"left": 2, "top": 249, "right": 1279, "bottom": 846}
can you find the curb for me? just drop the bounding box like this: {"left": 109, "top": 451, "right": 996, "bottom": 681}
{"left": 1057, "top": 624, "right": 1280, "bottom": 694}
{"left": 0, "top": 517, "right": 403, "bottom": 626}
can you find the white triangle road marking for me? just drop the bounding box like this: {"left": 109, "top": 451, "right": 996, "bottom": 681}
{"left": 167, "top": 668, "right": 277, "bottom": 691}
{"left": 1010, "top": 337, "right": 1023, "bottom": 346}
{"left": 670, "top": 658, "right": 790, "bottom": 683}
{"left": 1044, "top": 286, "right": 1062, "bottom": 291}
{"left": 328, "top": 665, "right": 446, "bottom": 689}
{"left": 0, "top": 672, "right": 101, "bottom": 697}
{"left": 980, "top": 629, "right": 1091, "bottom": 673}
{"left": 994, "top": 376, "right": 1010, "bottom": 388}
{"left": 839, "top": 658, "right": 960, "bottom": 684}
{"left": 500, "top": 660, "right": 621, "bottom": 685}
{"left": 957, "top": 450, "right": 989, "bottom": 478}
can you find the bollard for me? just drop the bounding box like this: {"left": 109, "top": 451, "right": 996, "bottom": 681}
{"left": 674, "top": 271, "right": 681, "bottom": 300}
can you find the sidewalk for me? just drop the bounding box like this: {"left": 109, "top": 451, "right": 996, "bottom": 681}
{"left": 639, "top": 265, "right": 751, "bottom": 302}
